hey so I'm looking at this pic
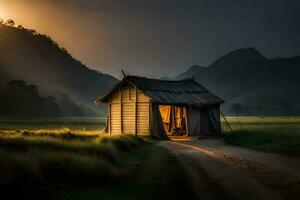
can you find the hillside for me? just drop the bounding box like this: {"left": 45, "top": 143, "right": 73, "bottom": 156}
{"left": 176, "top": 65, "right": 205, "bottom": 80}
{"left": 0, "top": 68, "right": 9, "bottom": 85}
{"left": 0, "top": 22, "right": 118, "bottom": 115}
{"left": 0, "top": 80, "right": 62, "bottom": 117}
{"left": 179, "top": 48, "right": 300, "bottom": 115}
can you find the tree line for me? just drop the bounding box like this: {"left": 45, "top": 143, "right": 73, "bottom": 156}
{"left": 0, "top": 80, "right": 84, "bottom": 117}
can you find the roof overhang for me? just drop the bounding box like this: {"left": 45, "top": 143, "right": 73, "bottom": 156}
{"left": 95, "top": 75, "right": 225, "bottom": 106}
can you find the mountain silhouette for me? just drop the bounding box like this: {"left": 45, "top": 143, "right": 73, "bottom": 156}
{"left": 0, "top": 22, "right": 118, "bottom": 115}
{"left": 178, "top": 48, "right": 300, "bottom": 115}
{"left": 176, "top": 65, "right": 205, "bottom": 80}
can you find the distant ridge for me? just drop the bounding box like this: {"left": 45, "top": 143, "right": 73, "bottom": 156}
{"left": 212, "top": 47, "right": 266, "bottom": 67}
{"left": 0, "top": 22, "right": 118, "bottom": 115}
{"left": 176, "top": 65, "right": 205, "bottom": 80}
{"left": 177, "top": 47, "right": 300, "bottom": 115}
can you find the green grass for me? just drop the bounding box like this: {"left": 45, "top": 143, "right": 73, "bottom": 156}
{"left": 0, "top": 128, "right": 196, "bottom": 200}
{"left": 0, "top": 117, "right": 106, "bottom": 130}
{"left": 52, "top": 144, "right": 197, "bottom": 200}
{"left": 3, "top": 116, "right": 300, "bottom": 199}
{"left": 0, "top": 132, "right": 146, "bottom": 190}
{"left": 222, "top": 116, "right": 300, "bottom": 154}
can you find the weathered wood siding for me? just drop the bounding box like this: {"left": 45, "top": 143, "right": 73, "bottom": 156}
{"left": 137, "top": 102, "right": 149, "bottom": 135}
{"left": 136, "top": 89, "right": 150, "bottom": 135}
{"left": 108, "top": 84, "right": 150, "bottom": 135}
{"left": 121, "top": 85, "right": 135, "bottom": 134}
{"left": 109, "top": 90, "right": 121, "bottom": 134}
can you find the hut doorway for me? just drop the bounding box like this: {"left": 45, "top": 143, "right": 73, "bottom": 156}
{"left": 159, "top": 105, "right": 188, "bottom": 136}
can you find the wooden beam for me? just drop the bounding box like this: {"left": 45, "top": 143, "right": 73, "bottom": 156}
{"left": 119, "top": 86, "right": 123, "bottom": 134}
{"left": 171, "top": 106, "right": 176, "bottom": 130}
{"left": 180, "top": 107, "right": 183, "bottom": 132}
{"left": 168, "top": 106, "right": 172, "bottom": 132}
{"left": 128, "top": 86, "right": 130, "bottom": 101}
{"left": 221, "top": 111, "right": 233, "bottom": 133}
{"left": 149, "top": 102, "right": 152, "bottom": 135}
{"left": 185, "top": 107, "right": 189, "bottom": 136}
{"left": 134, "top": 86, "right": 137, "bottom": 136}
{"left": 108, "top": 99, "right": 111, "bottom": 135}
{"left": 121, "top": 70, "right": 127, "bottom": 78}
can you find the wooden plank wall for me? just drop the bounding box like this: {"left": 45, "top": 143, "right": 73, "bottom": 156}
{"left": 108, "top": 84, "right": 150, "bottom": 135}
{"left": 110, "top": 90, "right": 121, "bottom": 134}
{"left": 136, "top": 90, "right": 150, "bottom": 135}
{"left": 121, "top": 85, "right": 135, "bottom": 134}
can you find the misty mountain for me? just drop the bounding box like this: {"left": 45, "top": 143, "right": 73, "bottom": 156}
{"left": 160, "top": 65, "right": 205, "bottom": 80}
{"left": 0, "top": 80, "right": 61, "bottom": 117}
{"left": 160, "top": 76, "right": 173, "bottom": 80}
{"left": 176, "top": 65, "right": 205, "bottom": 80}
{"left": 0, "top": 69, "right": 8, "bottom": 85}
{"left": 179, "top": 47, "right": 300, "bottom": 115}
{"left": 0, "top": 22, "right": 118, "bottom": 115}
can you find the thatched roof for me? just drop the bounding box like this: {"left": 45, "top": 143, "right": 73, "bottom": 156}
{"left": 97, "top": 75, "right": 224, "bottom": 106}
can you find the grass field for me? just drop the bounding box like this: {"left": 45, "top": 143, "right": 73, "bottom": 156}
{"left": 52, "top": 145, "right": 196, "bottom": 200}
{"left": 0, "top": 131, "right": 145, "bottom": 191}
{"left": 0, "top": 117, "right": 106, "bottom": 130}
{"left": 0, "top": 119, "right": 196, "bottom": 200}
{"left": 1, "top": 116, "right": 300, "bottom": 155}
{"left": 1, "top": 116, "right": 300, "bottom": 199}
{"left": 221, "top": 116, "right": 300, "bottom": 154}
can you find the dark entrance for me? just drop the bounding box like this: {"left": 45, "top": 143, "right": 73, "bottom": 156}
{"left": 159, "top": 105, "right": 188, "bottom": 136}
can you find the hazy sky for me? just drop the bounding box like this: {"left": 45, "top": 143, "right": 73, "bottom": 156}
{"left": 0, "top": 0, "right": 299, "bottom": 78}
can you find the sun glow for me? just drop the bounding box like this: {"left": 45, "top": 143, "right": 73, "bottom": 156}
{"left": 0, "top": 6, "right": 9, "bottom": 21}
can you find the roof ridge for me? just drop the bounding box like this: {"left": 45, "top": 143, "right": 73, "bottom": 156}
{"left": 127, "top": 75, "right": 194, "bottom": 82}
{"left": 96, "top": 73, "right": 224, "bottom": 105}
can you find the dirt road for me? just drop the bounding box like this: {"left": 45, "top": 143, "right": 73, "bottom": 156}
{"left": 159, "top": 138, "right": 300, "bottom": 200}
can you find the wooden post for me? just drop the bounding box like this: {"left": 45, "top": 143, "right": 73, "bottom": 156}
{"left": 171, "top": 106, "right": 176, "bottom": 130}
{"left": 221, "top": 111, "right": 233, "bottom": 133}
{"left": 108, "top": 100, "right": 111, "bottom": 135}
{"left": 180, "top": 107, "right": 183, "bottom": 132}
{"left": 149, "top": 101, "right": 152, "bottom": 135}
{"left": 185, "top": 107, "right": 189, "bottom": 136}
{"left": 121, "top": 70, "right": 127, "bottom": 77}
{"left": 134, "top": 87, "right": 137, "bottom": 136}
{"left": 119, "top": 86, "right": 123, "bottom": 134}
{"left": 128, "top": 86, "right": 130, "bottom": 100}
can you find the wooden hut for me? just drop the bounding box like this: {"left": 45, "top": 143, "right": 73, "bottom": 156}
{"left": 96, "top": 75, "right": 224, "bottom": 138}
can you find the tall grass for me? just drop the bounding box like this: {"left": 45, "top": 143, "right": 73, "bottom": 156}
{"left": 223, "top": 130, "right": 300, "bottom": 154}
{"left": 221, "top": 117, "right": 300, "bottom": 154}
{"left": 0, "top": 132, "right": 146, "bottom": 189}
{"left": 0, "top": 127, "right": 102, "bottom": 137}
{"left": 0, "top": 117, "right": 106, "bottom": 131}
